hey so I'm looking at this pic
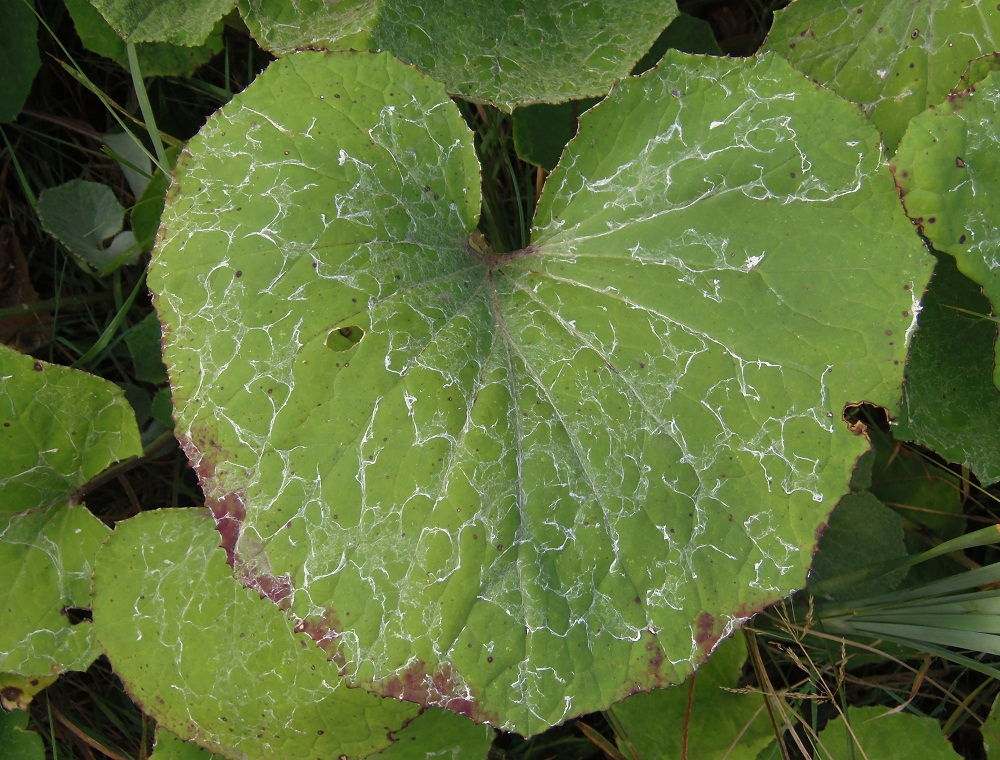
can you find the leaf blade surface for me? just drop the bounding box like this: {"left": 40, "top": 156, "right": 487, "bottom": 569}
{"left": 150, "top": 50, "right": 932, "bottom": 733}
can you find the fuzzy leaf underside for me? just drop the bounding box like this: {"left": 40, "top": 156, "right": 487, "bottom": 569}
{"left": 150, "top": 50, "right": 932, "bottom": 733}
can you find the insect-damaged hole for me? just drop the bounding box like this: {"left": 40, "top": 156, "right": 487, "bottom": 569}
{"left": 326, "top": 325, "right": 365, "bottom": 352}
{"left": 61, "top": 605, "right": 93, "bottom": 625}
{"left": 842, "top": 402, "right": 891, "bottom": 437}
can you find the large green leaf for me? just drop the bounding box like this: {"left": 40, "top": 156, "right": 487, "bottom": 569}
{"left": 762, "top": 0, "right": 1000, "bottom": 154}
{"left": 93, "top": 508, "right": 491, "bottom": 759}
{"left": 892, "top": 67, "right": 1000, "bottom": 383}
{"left": 149, "top": 50, "right": 931, "bottom": 733}
{"left": 240, "top": 0, "right": 679, "bottom": 110}
{"left": 0, "top": 343, "right": 141, "bottom": 680}
{"left": 895, "top": 254, "right": 1000, "bottom": 485}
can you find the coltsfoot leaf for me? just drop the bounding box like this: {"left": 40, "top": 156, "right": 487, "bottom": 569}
{"left": 150, "top": 50, "right": 932, "bottom": 733}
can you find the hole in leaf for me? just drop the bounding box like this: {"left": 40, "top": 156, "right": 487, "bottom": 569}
{"left": 61, "top": 606, "right": 93, "bottom": 625}
{"left": 326, "top": 325, "right": 364, "bottom": 352}
{"left": 842, "top": 402, "right": 891, "bottom": 437}
{"left": 0, "top": 686, "right": 23, "bottom": 711}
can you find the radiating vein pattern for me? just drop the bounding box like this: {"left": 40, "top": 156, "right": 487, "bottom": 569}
{"left": 150, "top": 51, "right": 932, "bottom": 733}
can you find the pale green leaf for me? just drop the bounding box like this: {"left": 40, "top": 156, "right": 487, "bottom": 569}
{"left": 0, "top": 504, "right": 109, "bottom": 676}
{"left": 762, "top": 0, "right": 1000, "bottom": 154}
{"left": 93, "top": 508, "right": 424, "bottom": 759}
{"left": 0, "top": 674, "right": 57, "bottom": 711}
{"left": 240, "top": 0, "right": 679, "bottom": 110}
{"left": 239, "top": 0, "right": 379, "bottom": 53}
{"left": 372, "top": 708, "right": 493, "bottom": 758}
{"left": 150, "top": 50, "right": 931, "bottom": 734}
{"left": 0, "top": 343, "right": 141, "bottom": 678}
{"left": 0, "top": 344, "right": 142, "bottom": 512}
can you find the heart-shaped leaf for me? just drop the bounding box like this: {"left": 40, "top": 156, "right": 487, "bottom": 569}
{"left": 150, "top": 50, "right": 931, "bottom": 733}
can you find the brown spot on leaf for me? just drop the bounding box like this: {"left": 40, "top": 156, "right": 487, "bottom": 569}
{"left": 376, "top": 661, "right": 497, "bottom": 723}
{"left": 694, "top": 611, "right": 718, "bottom": 650}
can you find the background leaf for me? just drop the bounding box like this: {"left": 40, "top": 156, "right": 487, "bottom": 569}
{"left": 807, "top": 492, "right": 907, "bottom": 600}
{"left": 36, "top": 179, "right": 138, "bottom": 272}
{"left": 815, "top": 705, "right": 961, "bottom": 759}
{"left": 240, "top": 0, "right": 680, "bottom": 110}
{"left": 985, "top": 690, "right": 1000, "bottom": 760}
{"left": 892, "top": 67, "right": 1000, "bottom": 388}
{"left": 0, "top": 0, "right": 41, "bottom": 123}
{"left": 66, "top": 0, "right": 223, "bottom": 78}
{"left": 85, "top": 0, "right": 233, "bottom": 46}
{"left": 0, "top": 343, "right": 141, "bottom": 682}
{"left": 93, "top": 508, "right": 427, "bottom": 760}
{"left": 511, "top": 12, "right": 721, "bottom": 171}
{"left": 762, "top": 0, "right": 1000, "bottom": 154}
{"left": 609, "top": 635, "right": 772, "bottom": 760}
